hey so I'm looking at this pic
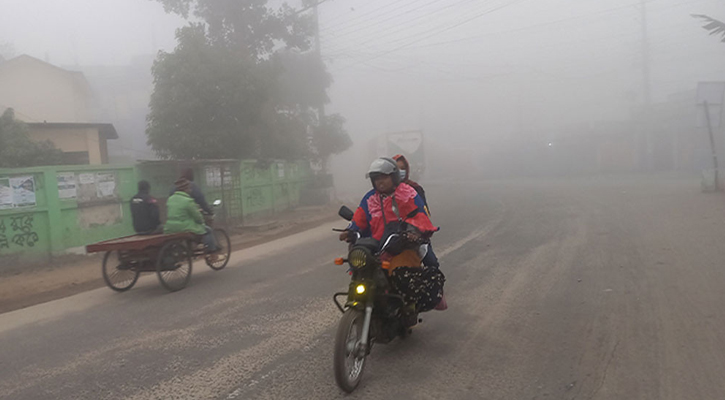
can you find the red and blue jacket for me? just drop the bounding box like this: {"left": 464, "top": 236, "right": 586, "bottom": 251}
{"left": 349, "top": 183, "right": 438, "bottom": 241}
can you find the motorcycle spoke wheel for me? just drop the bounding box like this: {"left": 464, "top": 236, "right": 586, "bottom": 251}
{"left": 334, "top": 309, "right": 366, "bottom": 393}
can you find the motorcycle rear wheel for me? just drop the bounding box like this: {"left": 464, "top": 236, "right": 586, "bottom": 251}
{"left": 334, "top": 308, "right": 367, "bottom": 393}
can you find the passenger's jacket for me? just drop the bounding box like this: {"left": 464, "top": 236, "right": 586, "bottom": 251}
{"left": 168, "top": 182, "right": 212, "bottom": 215}
{"left": 130, "top": 193, "right": 160, "bottom": 234}
{"left": 393, "top": 154, "right": 429, "bottom": 214}
{"left": 349, "top": 183, "right": 438, "bottom": 241}
{"left": 164, "top": 191, "right": 206, "bottom": 235}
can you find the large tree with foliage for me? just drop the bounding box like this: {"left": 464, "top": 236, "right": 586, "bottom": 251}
{"left": 147, "top": 0, "right": 351, "bottom": 162}
{"left": 0, "top": 109, "right": 63, "bottom": 168}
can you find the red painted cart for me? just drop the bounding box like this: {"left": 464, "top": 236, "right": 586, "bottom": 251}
{"left": 86, "top": 229, "right": 231, "bottom": 292}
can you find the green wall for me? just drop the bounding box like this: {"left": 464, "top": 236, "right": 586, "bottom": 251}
{"left": 0, "top": 165, "right": 136, "bottom": 260}
{"left": 0, "top": 160, "right": 315, "bottom": 261}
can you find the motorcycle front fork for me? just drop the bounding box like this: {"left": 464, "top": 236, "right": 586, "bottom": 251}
{"left": 358, "top": 303, "right": 373, "bottom": 356}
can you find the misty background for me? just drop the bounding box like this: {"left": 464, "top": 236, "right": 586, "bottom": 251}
{"left": 2, "top": 0, "right": 724, "bottom": 195}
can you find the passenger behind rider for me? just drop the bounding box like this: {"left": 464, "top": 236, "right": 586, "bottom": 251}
{"left": 340, "top": 157, "right": 446, "bottom": 311}
{"left": 392, "top": 154, "right": 440, "bottom": 269}
{"left": 169, "top": 168, "right": 213, "bottom": 216}
{"left": 130, "top": 180, "right": 162, "bottom": 235}
{"left": 392, "top": 154, "right": 429, "bottom": 213}
{"left": 165, "top": 178, "right": 219, "bottom": 256}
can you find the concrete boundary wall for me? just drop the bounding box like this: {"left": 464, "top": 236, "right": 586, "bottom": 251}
{"left": 0, "top": 165, "right": 135, "bottom": 261}
{"left": 0, "top": 160, "right": 316, "bottom": 261}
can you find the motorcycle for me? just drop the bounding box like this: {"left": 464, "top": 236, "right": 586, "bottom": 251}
{"left": 332, "top": 205, "right": 428, "bottom": 393}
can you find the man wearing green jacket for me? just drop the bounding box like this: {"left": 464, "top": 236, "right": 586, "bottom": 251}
{"left": 165, "top": 178, "right": 219, "bottom": 253}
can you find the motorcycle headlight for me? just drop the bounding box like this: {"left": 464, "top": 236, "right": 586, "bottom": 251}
{"left": 348, "top": 248, "right": 368, "bottom": 269}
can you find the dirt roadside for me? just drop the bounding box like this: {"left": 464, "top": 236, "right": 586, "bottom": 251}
{"left": 0, "top": 205, "right": 341, "bottom": 314}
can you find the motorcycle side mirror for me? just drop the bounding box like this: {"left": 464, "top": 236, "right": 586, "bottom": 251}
{"left": 212, "top": 199, "right": 222, "bottom": 206}
{"left": 338, "top": 205, "right": 354, "bottom": 221}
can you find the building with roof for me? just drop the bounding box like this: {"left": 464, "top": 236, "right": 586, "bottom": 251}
{"left": 0, "top": 55, "right": 118, "bottom": 165}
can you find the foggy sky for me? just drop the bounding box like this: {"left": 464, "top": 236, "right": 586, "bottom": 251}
{"left": 2, "top": 0, "right": 725, "bottom": 175}
{"left": 0, "top": 0, "right": 183, "bottom": 66}
{"left": 320, "top": 0, "right": 725, "bottom": 143}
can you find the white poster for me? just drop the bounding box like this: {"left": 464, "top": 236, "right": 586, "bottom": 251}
{"left": 0, "top": 178, "right": 12, "bottom": 209}
{"left": 95, "top": 173, "right": 116, "bottom": 198}
{"left": 277, "top": 162, "right": 285, "bottom": 178}
{"left": 206, "top": 166, "right": 221, "bottom": 187}
{"left": 79, "top": 173, "right": 95, "bottom": 185}
{"left": 10, "top": 176, "right": 36, "bottom": 207}
{"left": 57, "top": 172, "right": 77, "bottom": 199}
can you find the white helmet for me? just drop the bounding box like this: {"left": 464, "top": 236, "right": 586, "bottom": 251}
{"left": 365, "top": 157, "right": 401, "bottom": 186}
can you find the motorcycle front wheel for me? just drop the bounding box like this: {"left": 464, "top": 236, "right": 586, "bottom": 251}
{"left": 333, "top": 308, "right": 367, "bottom": 393}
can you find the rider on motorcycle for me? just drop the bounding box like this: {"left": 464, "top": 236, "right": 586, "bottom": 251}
{"left": 340, "top": 157, "right": 445, "bottom": 312}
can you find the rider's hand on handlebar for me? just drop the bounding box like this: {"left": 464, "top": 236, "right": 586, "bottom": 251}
{"left": 339, "top": 231, "right": 350, "bottom": 242}
{"left": 405, "top": 231, "right": 421, "bottom": 242}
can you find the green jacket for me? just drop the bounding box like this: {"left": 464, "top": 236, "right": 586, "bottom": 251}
{"left": 164, "top": 191, "right": 206, "bottom": 235}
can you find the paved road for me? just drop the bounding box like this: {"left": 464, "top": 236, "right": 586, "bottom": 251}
{"left": 2, "top": 177, "right": 725, "bottom": 399}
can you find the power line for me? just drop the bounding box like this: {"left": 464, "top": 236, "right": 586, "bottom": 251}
{"left": 333, "top": 0, "right": 492, "bottom": 54}
{"left": 321, "top": 0, "right": 469, "bottom": 42}
{"left": 321, "top": 0, "right": 392, "bottom": 24}
{"left": 333, "top": 0, "right": 529, "bottom": 72}
{"left": 292, "top": 0, "right": 333, "bottom": 16}
{"left": 342, "top": 58, "right": 518, "bottom": 83}
{"left": 384, "top": 0, "right": 703, "bottom": 51}
{"left": 321, "top": 0, "right": 420, "bottom": 34}
{"left": 322, "top": 0, "right": 647, "bottom": 56}
{"left": 326, "top": 28, "right": 719, "bottom": 78}
{"left": 331, "top": 30, "right": 725, "bottom": 85}
{"left": 322, "top": 0, "right": 708, "bottom": 74}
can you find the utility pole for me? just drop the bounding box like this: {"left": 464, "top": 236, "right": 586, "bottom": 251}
{"left": 704, "top": 101, "right": 720, "bottom": 191}
{"left": 640, "top": 0, "right": 653, "bottom": 171}
{"left": 640, "top": 0, "right": 651, "bottom": 107}
{"left": 313, "top": 1, "right": 326, "bottom": 118}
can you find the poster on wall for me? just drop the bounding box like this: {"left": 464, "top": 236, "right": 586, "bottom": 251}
{"left": 57, "top": 172, "right": 78, "bottom": 199}
{"left": 78, "top": 173, "right": 95, "bottom": 185}
{"left": 277, "top": 162, "right": 285, "bottom": 178}
{"left": 95, "top": 173, "right": 116, "bottom": 198}
{"left": 10, "top": 176, "right": 36, "bottom": 207}
{"left": 206, "top": 166, "right": 222, "bottom": 187}
{"left": 0, "top": 178, "right": 12, "bottom": 209}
